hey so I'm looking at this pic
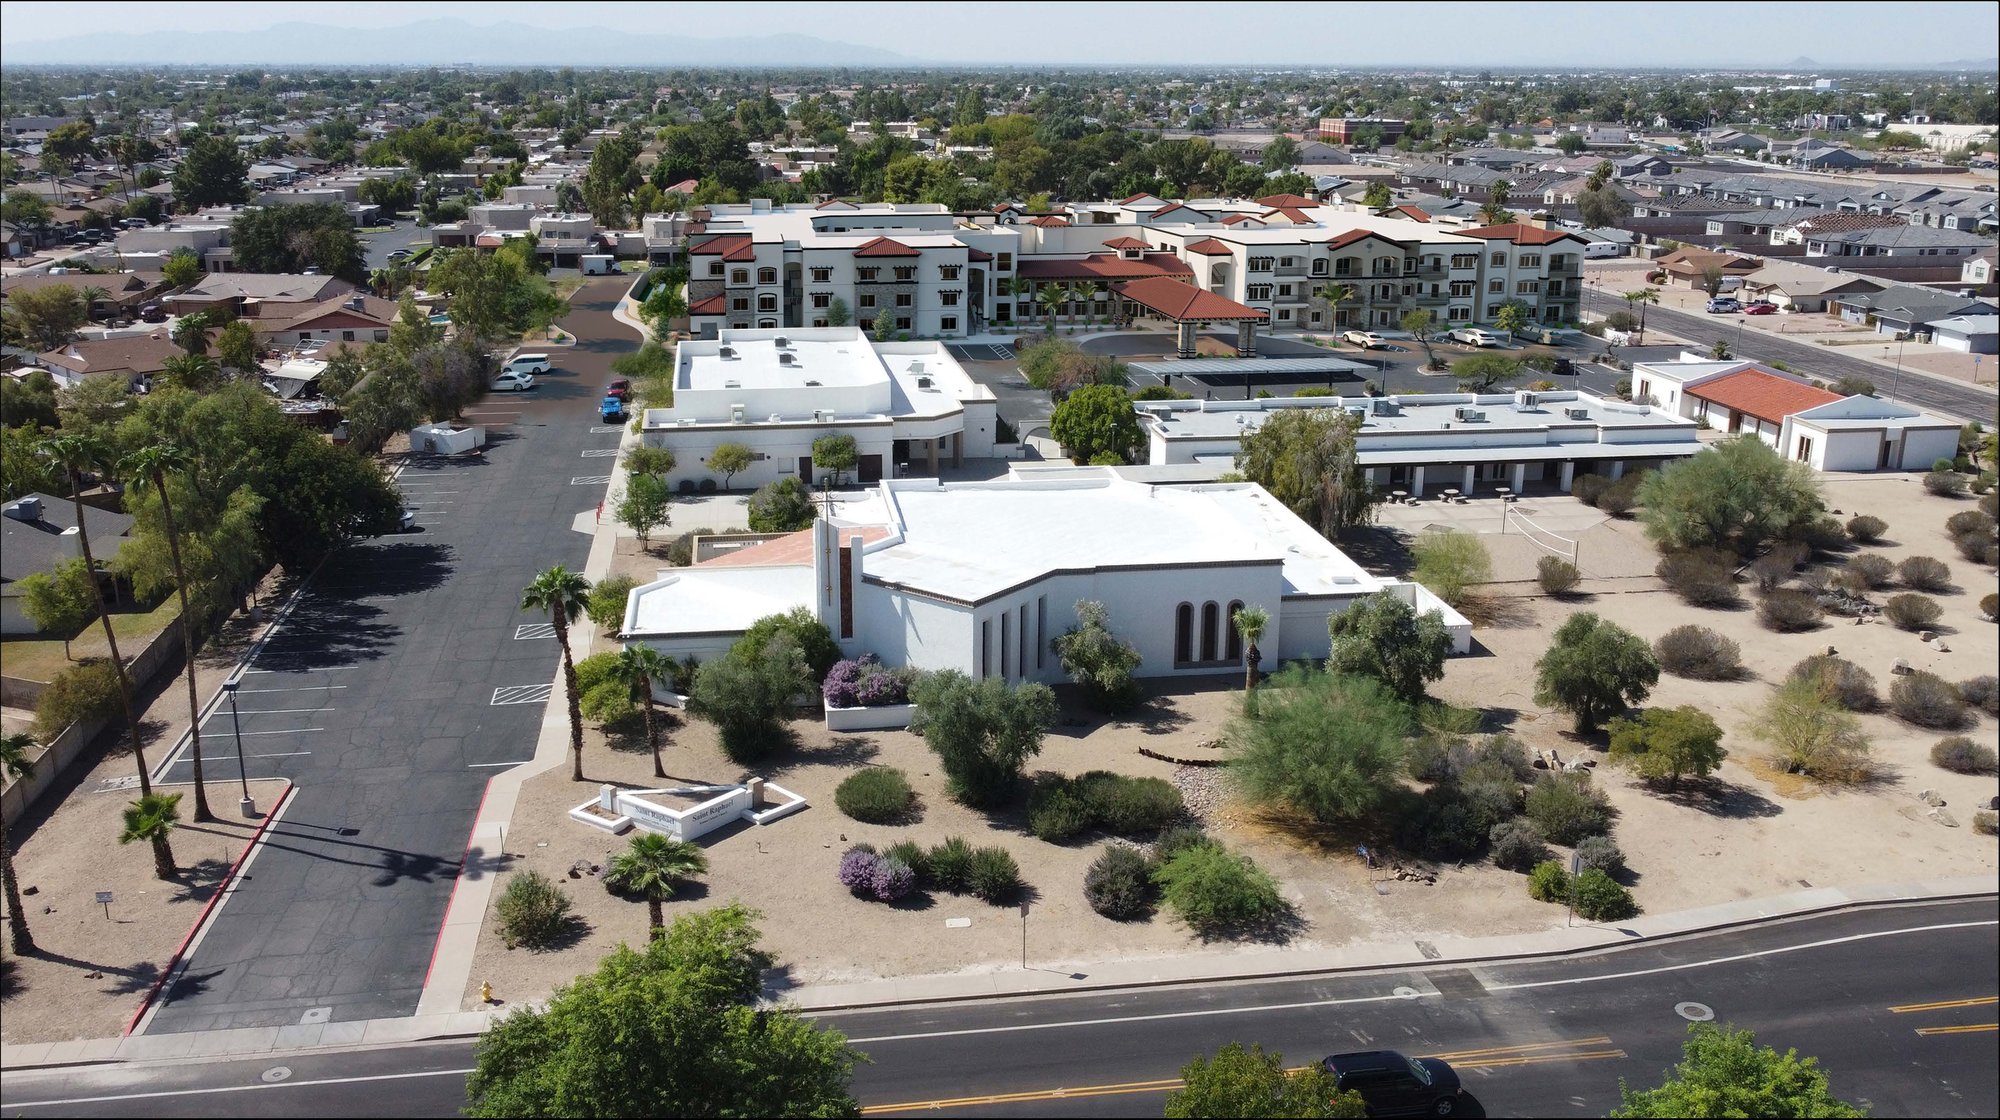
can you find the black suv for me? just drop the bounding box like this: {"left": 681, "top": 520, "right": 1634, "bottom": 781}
{"left": 1320, "top": 1050, "right": 1463, "bottom": 1116}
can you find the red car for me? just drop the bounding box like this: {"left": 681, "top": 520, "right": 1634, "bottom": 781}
{"left": 604, "top": 377, "right": 632, "bottom": 399}
{"left": 1743, "top": 302, "right": 1778, "bottom": 315}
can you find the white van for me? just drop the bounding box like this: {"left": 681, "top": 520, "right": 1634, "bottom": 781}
{"left": 505, "top": 353, "right": 552, "bottom": 375}
{"left": 1582, "top": 241, "right": 1625, "bottom": 260}
{"left": 580, "top": 255, "right": 618, "bottom": 275}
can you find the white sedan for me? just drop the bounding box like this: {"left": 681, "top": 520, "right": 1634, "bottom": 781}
{"left": 491, "top": 371, "right": 537, "bottom": 392}
{"left": 1342, "top": 330, "right": 1389, "bottom": 349}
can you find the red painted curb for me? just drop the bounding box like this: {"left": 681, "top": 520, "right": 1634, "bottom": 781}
{"left": 423, "top": 774, "right": 497, "bottom": 993}
{"left": 124, "top": 782, "right": 296, "bottom": 1037}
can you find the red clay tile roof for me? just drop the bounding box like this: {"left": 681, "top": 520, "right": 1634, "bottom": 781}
{"left": 1027, "top": 215, "right": 1071, "bottom": 227}
{"left": 688, "top": 294, "right": 727, "bottom": 316}
{"left": 1452, "top": 223, "right": 1585, "bottom": 245}
{"left": 852, "top": 235, "right": 922, "bottom": 257}
{"left": 1148, "top": 202, "right": 1187, "bottom": 220}
{"left": 1101, "top": 236, "right": 1150, "bottom": 249}
{"left": 689, "top": 234, "right": 755, "bottom": 261}
{"left": 698, "top": 525, "right": 892, "bottom": 568}
{"left": 1112, "top": 276, "right": 1267, "bottom": 322}
{"left": 965, "top": 247, "right": 993, "bottom": 262}
{"left": 1184, "top": 238, "right": 1234, "bottom": 256}
{"left": 1658, "top": 247, "right": 1761, "bottom": 275}
{"left": 1390, "top": 204, "right": 1432, "bottom": 222}
{"left": 1254, "top": 193, "right": 1318, "bottom": 209}
{"left": 1220, "top": 214, "right": 1264, "bottom": 226}
{"left": 1017, "top": 252, "right": 1193, "bottom": 281}
{"left": 1118, "top": 193, "right": 1160, "bottom": 205}
{"left": 813, "top": 199, "right": 858, "bottom": 210}
{"left": 1687, "top": 368, "right": 1843, "bottom": 423}
{"left": 1325, "top": 228, "right": 1411, "bottom": 251}
{"left": 1262, "top": 206, "right": 1315, "bottom": 224}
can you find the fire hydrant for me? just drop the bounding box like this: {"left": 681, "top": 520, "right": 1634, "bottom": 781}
{"left": 480, "top": 981, "right": 494, "bottom": 1004}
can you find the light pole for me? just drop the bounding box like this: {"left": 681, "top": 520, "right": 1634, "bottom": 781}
{"left": 222, "top": 673, "right": 256, "bottom": 817}
{"left": 1889, "top": 337, "right": 1906, "bottom": 401}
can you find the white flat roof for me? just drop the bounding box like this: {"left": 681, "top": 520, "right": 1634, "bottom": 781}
{"left": 680, "top": 330, "right": 882, "bottom": 392}
{"left": 1145, "top": 392, "right": 1693, "bottom": 441}
{"left": 623, "top": 565, "right": 815, "bottom": 638}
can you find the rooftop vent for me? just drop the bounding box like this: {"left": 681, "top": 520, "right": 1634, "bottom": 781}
{"left": 814, "top": 409, "right": 834, "bottom": 423}
{"left": 3, "top": 497, "right": 43, "bottom": 523}
{"left": 774, "top": 335, "right": 790, "bottom": 348}
{"left": 915, "top": 375, "right": 933, "bottom": 389}
{"left": 1565, "top": 406, "right": 1590, "bottom": 420}
{"left": 723, "top": 379, "right": 740, "bottom": 389}
{"left": 804, "top": 378, "right": 821, "bottom": 386}
{"left": 778, "top": 351, "right": 797, "bottom": 366}
{"left": 908, "top": 360, "right": 925, "bottom": 374}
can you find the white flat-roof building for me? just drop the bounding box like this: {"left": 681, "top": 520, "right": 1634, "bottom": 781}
{"left": 1138, "top": 389, "right": 1702, "bottom": 497}
{"left": 622, "top": 473, "right": 1470, "bottom": 680}
{"left": 640, "top": 326, "right": 997, "bottom": 491}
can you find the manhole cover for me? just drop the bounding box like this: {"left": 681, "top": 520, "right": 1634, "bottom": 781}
{"left": 261, "top": 1066, "right": 292, "bottom": 1083}
{"left": 1675, "top": 1002, "right": 1715, "bottom": 1022}
{"left": 1393, "top": 986, "right": 1421, "bottom": 1000}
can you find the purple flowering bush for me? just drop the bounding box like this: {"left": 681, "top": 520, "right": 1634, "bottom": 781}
{"left": 823, "top": 655, "right": 911, "bottom": 708}
{"left": 836, "top": 843, "right": 916, "bottom": 901}
{"left": 837, "top": 845, "right": 880, "bottom": 893}
{"left": 869, "top": 857, "right": 916, "bottom": 901}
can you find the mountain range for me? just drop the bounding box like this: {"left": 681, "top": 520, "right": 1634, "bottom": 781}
{"left": 7, "top": 20, "right": 915, "bottom": 68}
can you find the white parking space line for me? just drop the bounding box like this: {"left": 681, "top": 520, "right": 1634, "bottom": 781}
{"left": 468, "top": 760, "right": 532, "bottom": 768}
{"left": 169, "top": 750, "right": 313, "bottom": 762}
{"left": 514, "top": 623, "right": 556, "bottom": 639}
{"left": 492, "top": 684, "right": 555, "bottom": 705}
{"left": 243, "top": 666, "right": 356, "bottom": 674}
{"left": 570, "top": 475, "right": 613, "bottom": 485}
{"left": 203, "top": 707, "right": 330, "bottom": 717}
{"left": 232, "top": 685, "right": 349, "bottom": 695}
{"left": 580, "top": 449, "right": 620, "bottom": 457}
{"left": 225, "top": 728, "right": 326, "bottom": 737}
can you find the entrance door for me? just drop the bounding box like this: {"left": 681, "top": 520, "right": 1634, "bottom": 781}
{"left": 799, "top": 457, "right": 813, "bottom": 484}
{"left": 858, "top": 454, "right": 883, "bottom": 484}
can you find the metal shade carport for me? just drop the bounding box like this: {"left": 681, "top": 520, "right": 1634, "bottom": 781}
{"left": 1130, "top": 356, "right": 1375, "bottom": 398}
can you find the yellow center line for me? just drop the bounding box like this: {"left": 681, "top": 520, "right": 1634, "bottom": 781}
{"left": 860, "top": 1042, "right": 1627, "bottom": 1114}
{"left": 1915, "top": 1023, "right": 1999, "bottom": 1036}
{"left": 1890, "top": 995, "right": 1998, "bottom": 1014}
{"left": 1427, "top": 1036, "right": 1613, "bottom": 1060}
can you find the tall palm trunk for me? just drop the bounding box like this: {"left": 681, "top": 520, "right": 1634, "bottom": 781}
{"left": 1244, "top": 641, "right": 1261, "bottom": 692}
{"left": 153, "top": 468, "right": 212, "bottom": 822}
{"left": 646, "top": 897, "right": 665, "bottom": 938}
{"left": 554, "top": 612, "right": 584, "bottom": 781}
{"left": 2, "top": 813, "right": 32, "bottom": 955}
{"left": 149, "top": 833, "right": 176, "bottom": 880}
{"left": 67, "top": 474, "right": 150, "bottom": 796}
{"left": 641, "top": 678, "right": 663, "bottom": 779}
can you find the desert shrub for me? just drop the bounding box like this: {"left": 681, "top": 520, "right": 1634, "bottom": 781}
{"left": 1474, "top": 734, "right": 1537, "bottom": 783}
{"left": 1574, "top": 835, "right": 1627, "bottom": 877}
{"left": 584, "top": 575, "right": 637, "bottom": 630}
{"left": 1758, "top": 589, "right": 1823, "bottom": 632}
{"left": 834, "top": 767, "right": 914, "bottom": 824}
{"left": 1405, "top": 735, "right": 1463, "bottom": 783}
{"left": 32, "top": 659, "right": 123, "bottom": 739}
{"left": 1890, "top": 671, "right": 1970, "bottom": 730}
{"left": 1093, "top": 775, "right": 1184, "bottom": 834}
{"left": 1976, "top": 811, "right": 1998, "bottom": 836}
{"left": 1397, "top": 785, "right": 1488, "bottom": 862}
{"left": 1984, "top": 492, "right": 2000, "bottom": 518}
{"left": 497, "top": 871, "right": 574, "bottom": 950}
{"left": 1791, "top": 516, "right": 1850, "bottom": 554}
{"left": 1154, "top": 824, "right": 1216, "bottom": 862}
{"left": 1946, "top": 510, "right": 1992, "bottom": 538}
{"left": 1653, "top": 625, "right": 1742, "bottom": 681}
{"left": 1026, "top": 779, "right": 1096, "bottom": 843}
{"left": 1571, "top": 474, "right": 1609, "bottom": 506}
{"left": 837, "top": 845, "right": 881, "bottom": 895}
{"left": 1597, "top": 472, "right": 1644, "bottom": 516}
{"left": 1750, "top": 541, "right": 1809, "bottom": 592}
{"left": 1537, "top": 556, "right": 1581, "bottom": 596}
{"left": 1489, "top": 819, "right": 1549, "bottom": 872}
{"left": 1051, "top": 600, "right": 1145, "bottom": 714}
{"left": 822, "top": 655, "right": 912, "bottom": 709}
{"left": 1526, "top": 773, "right": 1614, "bottom": 846}
{"left": 869, "top": 857, "right": 917, "bottom": 902}
{"left": 1845, "top": 514, "right": 1887, "bottom": 543}
{"left": 1657, "top": 549, "right": 1740, "bottom": 607}
{"left": 1153, "top": 843, "right": 1286, "bottom": 936}
{"left": 1955, "top": 532, "right": 1999, "bottom": 565}
{"left": 1845, "top": 553, "right": 1895, "bottom": 590}
{"left": 883, "top": 840, "right": 930, "bottom": 883}
{"left": 1930, "top": 736, "right": 1998, "bottom": 775}
{"left": 1898, "top": 556, "right": 1952, "bottom": 593}
{"left": 1084, "top": 845, "right": 1158, "bottom": 921}
{"left": 1924, "top": 471, "right": 1968, "bottom": 497}
{"left": 1788, "top": 654, "right": 1877, "bottom": 710}
{"left": 1568, "top": 868, "right": 1638, "bottom": 921}
{"left": 925, "top": 837, "right": 974, "bottom": 894}
{"left": 1410, "top": 530, "right": 1492, "bottom": 607}
{"left": 909, "top": 671, "right": 1057, "bottom": 808}
{"left": 1961, "top": 675, "right": 1999, "bottom": 716}
{"left": 1796, "top": 565, "right": 1832, "bottom": 593}
{"left": 1883, "top": 593, "right": 1943, "bottom": 631}
{"left": 1527, "top": 860, "right": 1571, "bottom": 903}
{"left": 967, "top": 847, "right": 1023, "bottom": 903}
{"left": 1985, "top": 593, "right": 2000, "bottom": 619}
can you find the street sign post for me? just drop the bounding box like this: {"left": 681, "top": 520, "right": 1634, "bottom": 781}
{"left": 1019, "top": 900, "right": 1030, "bottom": 968}
{"left": 95, "top": 890, "right": 113, "bottom": 920}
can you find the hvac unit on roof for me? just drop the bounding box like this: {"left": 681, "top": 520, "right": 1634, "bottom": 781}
{"left": 774, "top": 335, "right": 790, "bottom": 348}
{"left": 718, "top": 345, "right": 737, "bottom": 359}
{"left": 907, "top": 359, "right": 925, "bottom": 374}
{"left": 814, "top": 409, "right": 834, "bottom": 423}
{"left": 916, "top": 375, "right": 933, "bottom": 389}
{"left": 1372, "top": 398, "right": 1400, "bottom": 416}
{"left": 1514, "top": 390, "right": 1539, "bottom": 409}
{"left": 1565, "top": 406, "right": 1590, "bottom": 420}
{"left": 731, "top": 404, "right": 746, "bottom": 422}
{"left": 1453, "top": 406, "right": 1486, "bottom": 422}
{"left": 779, "top": 351, "right": 797, "bottom": 365}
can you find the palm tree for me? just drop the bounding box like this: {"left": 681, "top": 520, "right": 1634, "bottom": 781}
{"left": 1313, "top": 282, "right": 1357, "bottom": 330}
{"left": 1231, "top": 605, "right": 1269, "bottom": 693}
{"left": 160, "top": 352, "right": 220, "bottom": 391}
{"left": 119, "top": 791, "right": 182, "bottom": 881}
{"left": 1034, "top": 284, "right": 1067, "bottom": 334}
{"left": 122, "top": 443, "right": 213, "bottom": 822}
{"left": 520, "top": 565, "right": 592, "bottom": 782}
{"left": 78, "top": 285, "right": 110, "bottom": 323}
{"left": 603, "top": 832, "right": 707, "bottom": 940}
{"left": 1621, "top": 288, "right": 1659, "bottom": 345}
{"left": 170, "top": 311, "right": 210, "bottom": 356}
{"left": 1066, "top": 284, "right": 1093, "bottom": 327}
{"left": 2, "top": 732, "right": 38, "bottom": 954}
{"left": 611, "top": 645, "right": 673, "bottom": 779}
{"left": 37, "top": 435, "right": 150, "bottom": 796}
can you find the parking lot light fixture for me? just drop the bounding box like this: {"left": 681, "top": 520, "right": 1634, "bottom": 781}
{"left": 222, "top": 673, "right": 256, "bottom": 817}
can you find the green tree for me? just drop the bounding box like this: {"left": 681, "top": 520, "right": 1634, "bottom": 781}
{"left": 611, "top": 645, "right": 674, "bottom": 779}
{"left": 214, "top": 320, "right": 260, "bottom": 376}
{"left": 1620, "top": 288, "right": 1658, "bottom": 344}
{"left": 603, "top": 832, "right": 708, "bottom": 940}
{"left": 1638, "top": 436, "right": 1825, "bottom": 555}
{"left": 1051, "top": 600, "right": 1143, "bottom": 713}
{"left": 1232, "top": 604, "right": 1269, "bottom": 692}
{"left": 1, "top": 285, "right": 88, "bottom": 353}
{"left": 1235, "top": 408, "right": 1376, "bottom": 538}
{"left": 615, "top": 473, "right": 674, "bottom": 546}
{"left": 688, "top": 631, "right": 814, "bottom": 763}
{"left": 1035, "top": 284, "right": 1068, "bottom": 333}
{"left": 1750, "top": 674, "right": 1870, "bottom": 778}
{"left": 119, "top": 791, "right": 181, "bottom": 881}
{"left": 640, "top": 276, "right": 687, "bottom": 337}
{"left": 1493, "top": 300, "right": 1533, "bottom": 337}
{"left": 1613, "top": 1023, "right": 1863, "bottom": 1119}
{"left": 747, "top": 476, "right": 817, "bottom": 532}
{"left": 172, "top": 133, "right": 251, "bottom": 211}
{"left": 38, "top": 435, "right": 151, "bottom": 793}
{"left": 1228, "top": 666, "right": 1411, "bottom": 823}
{"left": 872, "top": 305, "right": 897, "bottom": 342}
{"left": 429, "top": 247, "right": 565, "bottom": 344}
{"left": 738, "top": 608, "right": 842, "bottom": 684}
{"left": 1534, "top": 612, "right": 1659, "bottom": 733}
{"left": 1699, "top": 264, "right": 1727, "bottom": 298}
{"left": 1555, "top": 132, "right": 1589, "bottom": 156}
{"left": 825, "top": 297, "right": 851, "bottom": 328}
{"left": 811, "top": 434, "right": 859, "bottom": 486}
{"left": 1326, "top": 592, "right": 1453, "bottom": 701}
{"left": 1050, "top": 384, "right": 1142, "bottom": 465}
{"left": 1, "top": 188, "right": 51, "bottom": 231}
{"left": 908, "top": 670, "right": 1057, "bottom": 807}
{"left": 171, "top": 311, "right": 212, "bottom": 356}
{"left": 18, "top": 557, "right": 95, "bottom": 658}
{"left": 704, "top": 443, "right": 754, "bottom": 489}
{"left": 1166, "top": 1042, "right": 1365, "bottom": 1119}
{"left": 1608, "top": 705, "right": 1726, "bottom": 789}
{"left": 521, "top": 566, "right": 593, "bottom": 782}
{"left": 465, "top": 904, "right": 859, "bottom": 1118}
{"left": 1578, "top": 184, "right": 1631, "bottom": 229}
{"left": 0, "top": 369, "right": 59, "bottom": 430}
{"left": 1451, "top": 351, "right": 1522, "bottom": 392}
{"left": 1, "top": 732, "right": 39, "bottom": 954}
{"left": 229, "top": 203, "right": 366, "bottom": 284}
{"left": 1400, "top": 308, "right": 1438, "bottom": 367}
{"left": 1410, "top": 530, "right": 1492, "bottom": 606}
{"left": 122, "top": 442, "right": 216, "bottom": 821}
{"left": 162, "top": 248, "right": 203, "bottom": 290}
{"left": 1361, "top": 181, "right": 1393, "bottom": 209}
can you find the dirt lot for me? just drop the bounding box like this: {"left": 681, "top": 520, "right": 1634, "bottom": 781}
{"left": 0, "top": 777, "right": 291, "bottom": 1044}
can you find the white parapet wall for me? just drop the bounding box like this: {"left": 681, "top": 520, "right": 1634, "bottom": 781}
{"left": 570, "top": 780, "right": 808, "bottom": 842}
{"left": 824, "top": 702, "right": 918, "bottom": 732}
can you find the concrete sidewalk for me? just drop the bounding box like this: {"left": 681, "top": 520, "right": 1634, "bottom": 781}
{"left": 4, "top": 875, "right": 1989, "bottom": 1070}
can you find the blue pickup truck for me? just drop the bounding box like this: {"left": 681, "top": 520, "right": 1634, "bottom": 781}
{"left": 600, "top": 396, "right": 625, "bottom": 423}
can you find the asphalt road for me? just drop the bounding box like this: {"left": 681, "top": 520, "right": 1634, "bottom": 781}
{"left": 8, "top": 900, "right": 1992, "bottom": 1116}
{"left": 358, "top": 221, "right": 427, "bottom": 271}
{"left": 137, "top": 278, "right": 636, "bottom": 1034}
{"left": 1580, "top": 289, "right": 1997, "bottom": 424}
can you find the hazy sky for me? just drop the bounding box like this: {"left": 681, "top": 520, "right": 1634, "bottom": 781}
{"left": 2, "top": 0, "right": 1996, "bottom": 67}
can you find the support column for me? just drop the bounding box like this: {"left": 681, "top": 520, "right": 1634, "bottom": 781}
{"left": 1510, "top": 461, "right": 1527, "bottom": 494}
{"left": 1411, "top": 465, "right": 1427, "bottom": 496}
{"left": 1460, "top": 464, "right": 1475, "bottom": 494}
{"left": 1366, "top": 467, "right": 1384, "bottom": 488}
{"left": 1608, "top": 460, "right": 1625, "bottom": 481}
{"left": 1558, "top": 460, "right": 1575, "bottom": 491}
{"left": 927, "top": 437, "right": 939, "bottom": 474}
{"left": 952, "top": 431, "right": 963, "bottom": 467}
{"left": 1237, "top": 321, "right": 1257, "bottom": 357}
{"left": 1176, "top": 320, "right": 1198, "bottom": 358}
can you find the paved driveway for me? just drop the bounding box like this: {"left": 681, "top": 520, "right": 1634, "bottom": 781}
{"left": 143, "top": 279, "right": 638, "bottom": 1034}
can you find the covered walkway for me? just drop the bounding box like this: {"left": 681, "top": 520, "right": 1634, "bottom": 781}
{"left": 1112, "top": 276, "right": 1270, "bottom": 358}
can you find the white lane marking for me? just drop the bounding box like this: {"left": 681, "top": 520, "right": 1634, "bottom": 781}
{"left": 243, "top": 666, "right": 356, "bottom": 674}
{"left": 468, "top": 760, "right": 532, "bottom": 768}
{"left": 202, "top": 707, "right": 330, "bottom": 718}
{"left": 492, "top": 684, "right": 554, "bottom": 705}
{"left": 570, "top": 475, "right": 613, "bottom": 485}
{"left": 836, "top": 918, "right": 2000, "bottom": 1045}
{"left": 230, "top": 686, "right": 349, "bottom": 695}
{"left": 580, "top": 448, "right": 620, "bottom": 457}
{"left": 3, "top": 1067, "right": 479, "bottom": 1109}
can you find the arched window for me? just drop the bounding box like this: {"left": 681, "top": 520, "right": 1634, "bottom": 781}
{"left": 1224, "top": 600, "right": 1244, "bottom": 662}
{"left": 1174, "top": 603, "right": 1194, "bottom": 664}
{"left": 731, "top": 268, "right": 749, "bottom": 284}
{"left": 1199, "top": 601, "right": 1219, "bottom": 663}
{"left": 758, "top": 267, "right": 778, "bottom": 284}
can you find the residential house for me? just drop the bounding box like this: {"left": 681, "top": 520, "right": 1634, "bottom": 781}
{"left": 1962, "top": 248, "right": 1995, "bottom": 288}
{"left": 1799, "top": 224, "right": 1992, "bottom": 260}
{"left": 1, "top": 493, "right": 135, "bottom": 635}
{"left": 0, "top": 271, "right": 168, "bottom": 321}
{"left": 1844, "top": 286, "right": 1996, "bottom": 337}
{"left": 162, "top": 273, "right": 356, "bottom": 319}
{"left": 1926, "top": 315, "right": 2000, "bottom": 355}
{"left": 1781, "top": 395, "right": 1963, "bottom": 471}
{"left": 1654, "top": 247, "right": 1763, "bottom": 290}
{"left": 251, "top": 292, "right": 400, "bottom": 349}
{"left": 33, "top": 330, "right": 184, "bottom": 389}
{"left": 1736, "top": 258, "right": 1886, "bottom": 313}
{"left": 1632, "top": 359, "right": 1845, "bottom": 447}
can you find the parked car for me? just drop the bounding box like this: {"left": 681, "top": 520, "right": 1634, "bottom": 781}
{"left": 600, "top": 396, "right": 626, "bottom": 423}
{"left": 1343, "top": 330, "right": 1389, "bottom": 349}
{"left": 387, "top": 249, "right": 411, "bottom": 262}
{"left": 1319, "top": 1050, "right": 1463, "bottom": 1117}
{"left": 504, "top": 353, "right": 552, "bottom": 376}
{"left": 1705, "top": 298, "right": 1741, "bottom": 314}
{"left": 138, "top": 303, "right": 166, "bottom": 323}
{"left": 1743, "top": 301, "right": 1778, "bottom": 315}
{"left": 490, "top": 370, "right": 537, "bottom": 392}
{"left": 1450, "top": 327, "right": 1503, "bottom": 347}
{"left": 604, "top": 377, "right": 632, "bottom": 400}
